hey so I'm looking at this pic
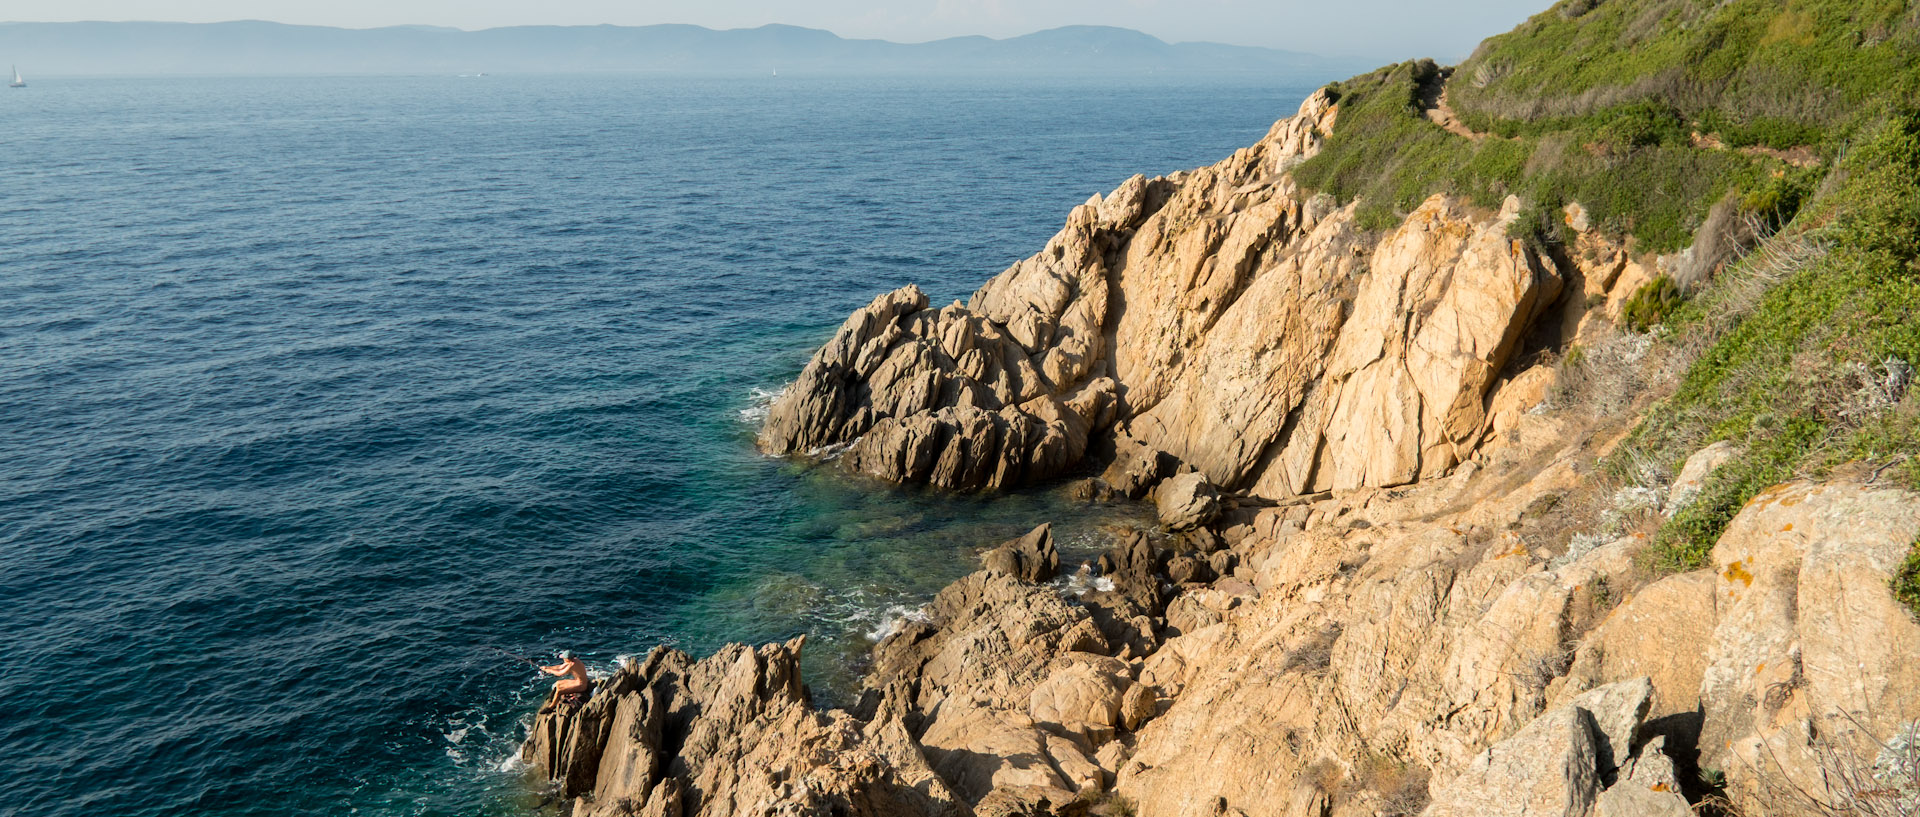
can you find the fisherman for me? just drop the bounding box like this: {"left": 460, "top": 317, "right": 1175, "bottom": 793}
{"left": 539, "top": 650, "right": 592, "bottom": 702}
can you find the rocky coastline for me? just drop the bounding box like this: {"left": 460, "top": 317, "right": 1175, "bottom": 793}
{"left": 521, "top": 85, "right": 1920, "bottom": 817}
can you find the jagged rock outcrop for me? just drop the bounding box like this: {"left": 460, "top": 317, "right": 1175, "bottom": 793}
{"left": 1094, "top": 428, "right": 1920, "bottom": 817}
{"left": 542, "top": 69, "right": 1920, "bottom": 817}
{"left": 981, "top": 524, "right": 1060, "bottom": 584}
{"left": 523, "top": 638, "right": 967, "bottom": 817}
{"left": 532, "top": 422, "right": 1920, "bottom": 817}
{"left": 855, "top": 533, "right": 1179, "bottom": 812}
{"left": 1423, "top": 679, "right": 1647, "bottom": 817}
{"left": 759, "top": 91, "right": 1564, "bottom": 498}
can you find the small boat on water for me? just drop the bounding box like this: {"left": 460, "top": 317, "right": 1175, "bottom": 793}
{"left": 9, "top": 66, "right": 23, "bottom": 88}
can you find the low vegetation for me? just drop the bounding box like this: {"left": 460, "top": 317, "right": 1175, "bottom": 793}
{"left": 1619, "top": 113, "right": 1920, "bottom": 570}
{"left": 1896, "top": 538, "right": 1920, "bottom": 620}
{"left": 1293, "top": 0, "right": 1920, "bottom": 575}
{"left": 1292, "top": 59, "right": 1781, "bottom": 252}
{"left": 1621, "top": 275, "right": 1683, "bottom": 332}
{"left": 1450, "top": 0, "right": 1920, "bottom": 148}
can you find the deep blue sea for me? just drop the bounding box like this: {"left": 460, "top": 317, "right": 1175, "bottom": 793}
{"left": 0, "top": 74, "right": 1309, "bottom": 816}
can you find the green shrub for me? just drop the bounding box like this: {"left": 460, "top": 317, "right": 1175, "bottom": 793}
{"left": 1716, "top": 115, "right": 1826, "bottom": 150}
{"left": 1648, "top": 416, "right": 1822, "bottom": 570}
{"left": 1738, "top": 167, "right": 1817, "bottom": 227}
{"left": 1829, "top": 112, "right": 1920, "bottom": 272}
{"left": 1595, "top": 100, "right": 1690, "bottom": 149}
{"left": 1623, "top": 275, "right": 1685, "bottom": 331}
{"left": 1895, "top": 540, "right": 1920, "bottom": 619}
{"left": 1449, "top": 0, "right": 1920, "bottom": 144}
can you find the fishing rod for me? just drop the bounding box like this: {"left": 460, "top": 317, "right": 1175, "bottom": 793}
{"left": 488, "top": 645, "right": 542, "bottom": 669}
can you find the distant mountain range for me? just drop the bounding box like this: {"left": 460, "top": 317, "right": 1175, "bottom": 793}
{"left": 0, "top": 21, "right": 1370, "bottom": 79}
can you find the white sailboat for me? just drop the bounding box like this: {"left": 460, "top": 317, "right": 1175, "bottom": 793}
{"left": 9, "top": 66, "right": 23, "bottom": 88}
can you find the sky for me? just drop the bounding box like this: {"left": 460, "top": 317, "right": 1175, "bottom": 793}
{"left": 2, "top": 1, "right": 1547, "bottom": 62}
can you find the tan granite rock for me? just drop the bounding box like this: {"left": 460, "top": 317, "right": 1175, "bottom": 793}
{"left": 760, "top": 89, "right": 1565, "bottom": 498}
{"left": 981, "top": 523, "right": 1059, "bottom": 584}
{"left": 524, "top": 639, "right": 966, "bottom": 817}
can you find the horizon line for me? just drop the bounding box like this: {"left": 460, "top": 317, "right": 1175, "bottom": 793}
{"left": 0, "top": 18, "right": 1378, "bottom": 61}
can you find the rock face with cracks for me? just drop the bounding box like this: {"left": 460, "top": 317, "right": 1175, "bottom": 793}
{"left": 522, "top": 638, "right": 967, "bottom": 817}
{"left": 530, "top": 437, "right": 1920, "bottom": 817}
{"left": 534, "top": 82, "right": 1920, "bottom": 817}
{"left": 757, "top": 91, "right": 1564, "bottom": 496}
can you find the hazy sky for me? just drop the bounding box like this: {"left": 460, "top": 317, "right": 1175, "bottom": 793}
{"left": 3, "top": 1, "right": 1546, "bottom": 61}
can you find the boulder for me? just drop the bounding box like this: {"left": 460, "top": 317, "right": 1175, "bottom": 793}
{"left": 919, "top": 703, "right": 1071, "bottom": 802}
{"left": 1702, "top": 482, "right": 1920, "bottom": 812}
{"left": 983, "top": 523, "right": 1060, "bottom": 583}
{"left": 1559, "top": 571, "right": 1717, "bottom": 721}
{"left": 1027, "top": 653, "right": 1133, "bottom": 742}
{"left": 1082, "top": 532, "right": 1171, "bottom": 657}
{"left": 1567, "top": 677, "right": 1654, "bottom": 779}
{"left": 867, "top": 570, "right": 1109, "bottom": 725}
{"left": 1208, "top": 550, "right": 1239, "bottom": 579}
{"left": 1421, "top": 703, "right": 1603, "bottom": 817}
{"left": 1100, "top": 432, "right": 1176, "bottom": 499}
{"left": 1166, "top": 554, "right": 1214, "bottom": 585}
{"left": 1120, "top": 682, "right": 1157, "bottom": 732}
{"left": 1594, "top": 736, "right": 1691, "bottom": 817}
{"left": 1666, "top": 440, "right": 1742, "bottom": 512}
{"left": 1157, "top": 472, "right": 1221, "bottom": 531}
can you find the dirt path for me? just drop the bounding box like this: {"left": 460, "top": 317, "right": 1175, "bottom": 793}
{"left": 1416, "top": 69, "right": 1492, "bottom": 141}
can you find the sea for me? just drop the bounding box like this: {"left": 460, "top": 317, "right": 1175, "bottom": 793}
{"left": 0, "top": 74, "right": 1311, "bottom": 816}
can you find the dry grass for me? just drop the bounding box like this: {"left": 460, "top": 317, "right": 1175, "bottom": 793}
{"left": 1281, "top": 624, "right": 1345, "bottom": 677}
{"left": 1355, "top": 753, "right": 1432, "bottom": 817}
{"left": 1696, "top": 214, "right": 1830, "bottom": 333}
{"left": 1073, "top": 790, "right": 1138, "bottom": 817}
{"left": 1545, "top": 321, "right": 1699, "bottom": 423}
{"left": 1743, "top": 711, "right": 1920, "bottom": 816}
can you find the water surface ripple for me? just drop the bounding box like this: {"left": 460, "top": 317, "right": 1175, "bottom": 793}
{"left": 0, "top": 74, "right": 1309, "bottom": 816}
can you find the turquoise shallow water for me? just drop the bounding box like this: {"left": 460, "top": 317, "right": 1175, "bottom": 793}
{"left": 0, "top": 74, "right": 1310, "bottom": 816}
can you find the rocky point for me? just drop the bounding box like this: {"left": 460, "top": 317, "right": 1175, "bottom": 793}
{"left": 526, "top": 78, "right": 1920, "bottom": 817}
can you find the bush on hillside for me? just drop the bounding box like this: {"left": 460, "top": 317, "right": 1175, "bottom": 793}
{"left": 1623, "top": 275, "right": 1684, "bottom": 331}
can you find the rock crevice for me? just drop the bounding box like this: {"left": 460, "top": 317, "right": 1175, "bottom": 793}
{"left": 758, "top": 91, "right": 1563, "bottom": 498}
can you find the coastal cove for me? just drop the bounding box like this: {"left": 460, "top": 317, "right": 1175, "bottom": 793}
{"left": 0, "top": 75, "right": 1314, "bottom": 817}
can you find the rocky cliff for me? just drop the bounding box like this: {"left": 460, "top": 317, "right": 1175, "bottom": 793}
{"left": 533, "top": 24, "right": 1920, "bottom": 816}
{"left": 758, "top": 91, "right": 1567, "bottom": 498}
{"left": 528, "top": 416, "right": 1920, "bottom": 816}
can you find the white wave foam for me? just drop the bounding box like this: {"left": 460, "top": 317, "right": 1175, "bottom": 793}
{"left": 807, "top": 439, "right": 856, "bottom": 461}
{"left": 1059, "top": 565, "right": 1114, "bottom": 597}
{"left": 737, "top": 384, "right": 787, "bottom": 426}
{"left": 865, "top": 604, "right": 932, "bottom": 641}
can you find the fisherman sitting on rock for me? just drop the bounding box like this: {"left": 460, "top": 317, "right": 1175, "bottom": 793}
{"left": 539, "top": 650, "right": 592, "bottom": 705}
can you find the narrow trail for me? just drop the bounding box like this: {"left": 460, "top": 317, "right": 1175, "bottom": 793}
{"left": 1419, "top": 66, "right": 1821, "bottom": 168}
{"left": 1417, "top": 69, "right": 1493, "bottom": 141}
